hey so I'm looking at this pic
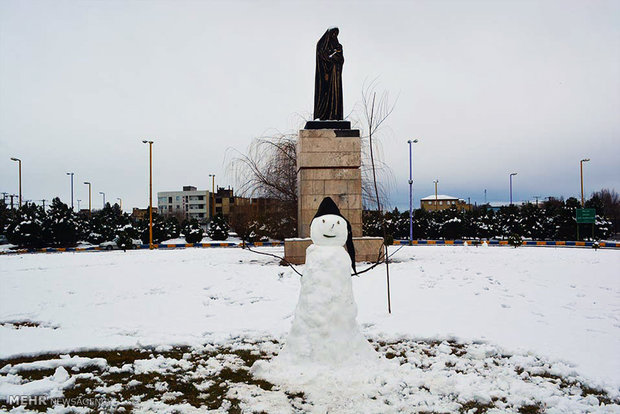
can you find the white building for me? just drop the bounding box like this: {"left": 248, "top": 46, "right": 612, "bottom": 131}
{"left": 157, "top": 186, "right": 211, "bottom": 221}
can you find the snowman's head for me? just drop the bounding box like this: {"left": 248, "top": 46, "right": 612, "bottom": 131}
{"left": 310, "top": 214, "right": 348, "bottom": 246}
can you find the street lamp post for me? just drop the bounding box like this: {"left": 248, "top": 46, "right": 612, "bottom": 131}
{"left": 509, "top": 173, "right": 518, "bottom": 205}
{"left": 99, "top": 192, "right": 106, "bottom": 208}
{"left": 580, "top": 158, "right": 590, "bottom": 207}
{"left": 77, "top": 199, "right": 81, "bottom": 210}
{"left": 143, "top": 140, "right": 154, "bottom": 249}
{"left": 407, "top": 139, "right": 418, "bottom": 244}
{"left": 433, "top": 180, "right": 439, "bottom": 211}
{"left": 83, "top": 182, "right": 91, "bottom": 214}
{"left": 10, "top": 157, "right": 22, "bottom": 207}
{"left": 209, "top": 174, "right": 216, "bottom": 220}
{"left": 117, "top": 198, "right": 122, "bottom": 211}
{"left": 66, "top": 172, "right": 74, "bottom": 209}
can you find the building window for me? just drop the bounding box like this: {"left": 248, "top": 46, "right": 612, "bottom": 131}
{"left": 216, "top": 207, "right": 222, "bottom": 213}
{"left": 168, "top": 197, "right": 172, "bottom": 203}
{"left": 216, "top": 198, "right": 222, "bottom": 204}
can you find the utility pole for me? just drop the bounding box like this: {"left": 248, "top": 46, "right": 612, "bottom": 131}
{"left": 407, "top": 139, "right": 418, "bottom": 244}
{"left": 143, "top": 140, "right": 154, "bottom": 249}
{"left": 10, "top": 157, "right": 22, "bottom": 207}
{"left": 580, "top": 158, "right": 590, "bottom": 207}
{"left": 484, "top": 189, "right": 487, "bottom": 205}
{"left": 66, "top": 172, "right": 74, "bottom": 209}
{"left": 9, "top": 195, "right": 16, "bottom": 209}
{"left": 209, "top": 174, "right": 216, "bottom": 219}
{"left": 77, "top": 199, "right": 81, "bottom": 210}
{"left": 83, "top": 182, "right": 92, "bottom": 215}
{"left": 533, "top": 195, "right": 541, "bottom": 207}
{"left": 40, "top": 199, "right": 47, "bottom": 210}
{"left": 509, "top": 173, "right": 517, "bottom": 205}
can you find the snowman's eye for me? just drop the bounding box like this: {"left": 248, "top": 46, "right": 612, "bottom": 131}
{"left": 322, "top": 219, "right": 325, "bottom": 223}
{"left": 337, "top": 220, "right": 340, "bottom": 224}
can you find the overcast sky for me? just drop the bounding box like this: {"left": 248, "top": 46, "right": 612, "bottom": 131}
{"left": 1, "top": 0, "right": 618, "bottom": 212}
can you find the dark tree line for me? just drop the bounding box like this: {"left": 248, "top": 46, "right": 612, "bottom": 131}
{"left": 0, "top": 198, "right": 221, "bottom": 249}
{"left": 363, "top": 193, "right": 616, "bottom": 242}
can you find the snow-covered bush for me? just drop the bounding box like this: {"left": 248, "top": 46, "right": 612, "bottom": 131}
{"left": 507, "top": 233, "right": 523, "bottom": 248}
{"left": 183, "top": 219, "right": 204, "bottom": 244}
{"left": 207, "top": 214, "right": 229, "bottom": 241}
{"left": 5, "top": 203, "right": 46, "bottom": 248}
{"left": 43, "top": 198, "right": 79, "bottom": 247}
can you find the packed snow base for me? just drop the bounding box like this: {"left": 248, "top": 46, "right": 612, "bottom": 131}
{"left": 1, "top": 338, "right": 619, "bottom": 413}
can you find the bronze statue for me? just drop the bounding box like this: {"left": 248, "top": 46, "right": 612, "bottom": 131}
{"left": 313, "top": 28, "right": 344, "bottom": 121}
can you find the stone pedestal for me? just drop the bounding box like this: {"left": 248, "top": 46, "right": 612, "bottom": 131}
{"left": 297, "top": 128, "right": 362, "bottom": 238}
{"left": 284, "top": 237, "right": 384, "bottom": 265}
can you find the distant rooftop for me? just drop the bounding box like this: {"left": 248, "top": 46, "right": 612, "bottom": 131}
{"left": 420, "top": 194, "right": 461, "bottom": 201}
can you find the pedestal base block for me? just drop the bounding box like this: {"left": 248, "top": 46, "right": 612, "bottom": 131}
{"left": 284, "top": 237, "right": 384, "bottom": 265}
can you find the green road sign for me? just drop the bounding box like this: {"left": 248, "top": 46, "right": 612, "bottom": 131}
{"left": 576, "top": 208, "right": 596, "bottom": 224}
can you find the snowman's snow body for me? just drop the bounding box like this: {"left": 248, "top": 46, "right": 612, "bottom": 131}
{"left": 252, "top": 211, "right": 378, "bottom": 382}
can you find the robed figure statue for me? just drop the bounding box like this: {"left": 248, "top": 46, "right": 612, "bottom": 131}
{"left": 313, "top": 28, "right": 344, "bottom": 121}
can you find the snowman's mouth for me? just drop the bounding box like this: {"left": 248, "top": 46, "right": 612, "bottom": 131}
{"left": 323, "top": 234, "right": 336, "bottom": 238}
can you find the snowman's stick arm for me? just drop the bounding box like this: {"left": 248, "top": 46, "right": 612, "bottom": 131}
{"left": 241, "top": 243, "right": 303, "bottom": 277}
{"left": 354, "top": 245, "right": 405, "bottom": 276}
{"left": 240, "top": 241, "right": 404, "bottom": 278}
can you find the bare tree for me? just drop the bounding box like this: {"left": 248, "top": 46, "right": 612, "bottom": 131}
{"left": 229, "top": 133, "right": 297, "bottom": 203}
{"left": 228, "top": 133, "right": 298, "bottom": 238}
{"left": 352, "top": 81, "right": 396, "bottom": 209}
{"left": 359, "top": 80, "right": 397, "bottom": 314}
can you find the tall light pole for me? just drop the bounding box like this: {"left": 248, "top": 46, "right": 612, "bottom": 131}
{"left": 10, "top": 157, "right": 22, "bottom": 207}
{"left": 99, "top": 191, "right": 106, "bottom": 208}
{"left": 407, "top": 139, "right": 418, "bottom": 243}
{"left": 83, "top": 182, "right": 91, "bottom": 214}
{"left": 77, "top": 199, "right": 81, "bottom": 210}
{"left": 433, "top": 179, "right": 439, "bottom": 211}
{"left": 143, "top": 140, "right": 154, "bottom": 249}
{"left": 580, "top": 158, "right": 590, "bottom": 207}
{"left": 209, "top": 174, "right": 215, "bottom": 220}
{"left": 66, "top": 172, "right": 74, "bottom": 209}
{"left": 117, "top": 197, "right": 122, "bottom": 211}
{"left": 509, "top": 172, "right": 517, "bottom": 205}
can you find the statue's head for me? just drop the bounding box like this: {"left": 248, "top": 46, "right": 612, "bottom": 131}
{"left": 324, "top": 27, "right": 339, "bottom": 39}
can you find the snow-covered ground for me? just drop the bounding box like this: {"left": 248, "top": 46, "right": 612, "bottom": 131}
{"left": 0, "top": 246, "right": 619, "bottom": 411}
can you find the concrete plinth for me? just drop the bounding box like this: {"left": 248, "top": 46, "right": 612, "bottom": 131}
{"left": 297, "top": 128, "right": 362, "bottom": 238}
{"left": 284, "top": 237, "right": 384, "bottom": 265}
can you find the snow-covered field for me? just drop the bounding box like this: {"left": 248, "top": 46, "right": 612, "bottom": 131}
{"left": 0, "top": 246, "right": 619, "bottom": 412}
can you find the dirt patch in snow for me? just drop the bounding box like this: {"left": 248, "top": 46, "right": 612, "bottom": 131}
{"left": 1, "top": 338, "right": 618, "bottom": 413}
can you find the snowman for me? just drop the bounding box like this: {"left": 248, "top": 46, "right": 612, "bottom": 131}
{"left": 252, "top": 197, "right": 378, "bottom": 382}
